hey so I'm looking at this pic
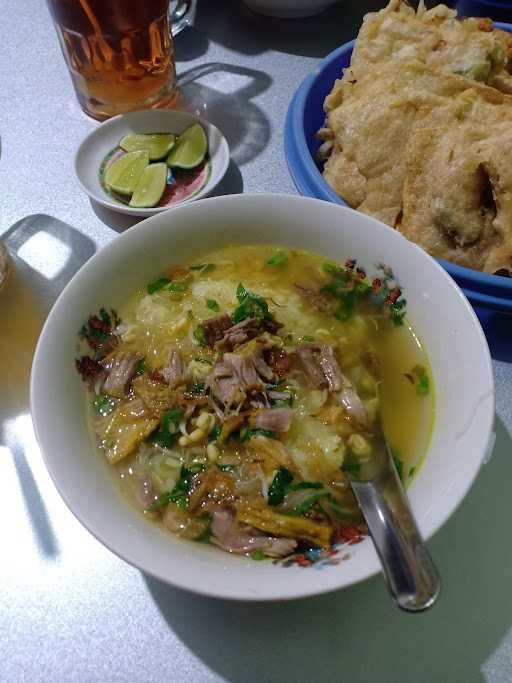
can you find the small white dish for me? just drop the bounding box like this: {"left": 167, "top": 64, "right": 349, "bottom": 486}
{"left": 31, "top": 194, "right": 494, "bottom": 601}
{"left": 74, "top": 109, "right": 230, "bottom": 217}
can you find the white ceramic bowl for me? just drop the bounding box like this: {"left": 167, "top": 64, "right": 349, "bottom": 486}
{"left": 75, "top": 109, "right": 230, "bottom": 217}
{"left": 31, "top": 194, "right": 494, "bottom": 601}
{"left": 242, "top": 0, "right": 340, "bottom": 18}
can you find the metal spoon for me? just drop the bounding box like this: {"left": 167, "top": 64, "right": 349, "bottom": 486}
{"left": 348, "top": 435, "right": 441, "bottom": 612}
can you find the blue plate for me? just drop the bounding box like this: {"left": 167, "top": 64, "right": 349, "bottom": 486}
{"left": 285, "top": 25, "right": 512, "bottom": 314}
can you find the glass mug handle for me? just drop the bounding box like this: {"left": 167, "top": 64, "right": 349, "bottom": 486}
{"left": 170, "top": 0, "right": 192, "bottom": 36}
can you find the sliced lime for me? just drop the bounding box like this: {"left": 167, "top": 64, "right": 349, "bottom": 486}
{"left": 129, "top": 162, "right": 168, "bottom": 208}
{"left": 119, "top": 133, "right": 176, "bottom": 160}
{"left": 166, "top": 123, "right": 208, "bottom": 170}
{"left": 104, "top": 150, "right": 149, "bottom": 195}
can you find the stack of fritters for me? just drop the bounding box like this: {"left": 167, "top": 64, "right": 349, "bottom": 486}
{"left": 320, "top": 0, "right": 512, "bottom": 274}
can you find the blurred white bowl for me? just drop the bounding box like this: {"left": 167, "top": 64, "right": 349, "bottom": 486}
{"left": 31, "top": 194, "right": 494, "bottom": 601}
{"left": 242, "top": 0, "right": 340, "bottom": 18}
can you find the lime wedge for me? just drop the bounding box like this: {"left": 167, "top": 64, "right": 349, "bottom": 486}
{"left": 119, "top": 133, "right": 176, "bottom": 160}
{"left": 166, "top": 123, "right": 208, "bottom": 170}
{"left": 104, "top": 150, "right": 149, "bottom": 195}
{"left": 129, "top": 162, "right": 168, "bottom": 208}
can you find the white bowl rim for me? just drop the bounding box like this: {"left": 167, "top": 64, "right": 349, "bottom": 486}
{"left": 74, "top": 109, "right": 230, "bottom": 217}
{"left": 30, "top": 192, "right": 495, "bottom": 601}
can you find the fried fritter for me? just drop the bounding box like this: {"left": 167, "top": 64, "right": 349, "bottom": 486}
{"left": 345, "top": 0, "right": 512, "bottom": 93}
{"left": 323, "top": 61, "right": 512, "bottom": 227}
{"left": 401, "top": 126, "right": 497, "bottom": 270}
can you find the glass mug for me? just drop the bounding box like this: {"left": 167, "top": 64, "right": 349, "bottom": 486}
{"left": 47, "top": 0, "right": 191, "bottom": 120}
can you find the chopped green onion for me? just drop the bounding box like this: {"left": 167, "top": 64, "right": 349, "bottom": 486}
{"left": 189, "top": 382, "right": 206, "bottom": 395}
{"left": 409, "top": 466, "right": 417, "bottom": 478}
{"left": 239, "top": 427, "right": 277, "bottom": 442}
{"left": 342, "top": 461, "right": 361, "bottom": 476}
{"left": 266, "top": 250, "right": 288, "bottom": 267}
{"left": 268, "top": 467, "right": 293, "bottom": 506}
{"left": 293, "top": 492, "right": 326, "bottom": 515}
{"left": 168, "top": 281, "right": 188, "bottom": 293}
{"left": 93, "top": 394, "right": 116, "bottom": 417}
{"left": 233, "top": 283, "right": 273, "bottom": 324}
{"left": 208, "top": 425, "right": 222, "bottom": 442}
{"left": 150, "top": 408, "right": 183, "bottom": 449}
{"left": 412, "top": 364, "right": 430, "bottom": 396}
{"left": 135, "top": 357, "right": 146, "bottom": 375}
{"left": 206, "top": 299, "right": 220, "bottom": 312}
{"left": 146, "top": 464, "right": 206, "bottom": 511}
{"left": 392, "top": 452, "right": 404, "bottom": 481}
{"left": 250, "top": 550, "right": 266, "bottom": 561}
{"left": 286, "top": 481, "right": 323, "bottom": 492}
{"left": 193, "top": 325, "right": 206, "bottom": 347}
{"left": 147, "top": 277, "right": 171, "bottom": 294}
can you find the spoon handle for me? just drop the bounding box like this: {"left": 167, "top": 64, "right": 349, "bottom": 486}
{"left": 350, "top": 456, "right": 441, "bottom": 612}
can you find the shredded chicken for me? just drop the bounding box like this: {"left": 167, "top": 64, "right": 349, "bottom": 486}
{"left": 162, "top": 348, "right": 187, "bottom": 388}
{"left": 210, "top": 509, "right": 297, "bottom": 558}
{"left": 203, "top": 313, "right": 233, "bottom": 347}
{"left": 250, "top": 407, "right": 294, "bottom": 433}
{"left": 101, "top": 351, "right": 142, "bottom": 398}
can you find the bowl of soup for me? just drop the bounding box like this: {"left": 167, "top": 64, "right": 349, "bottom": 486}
{"left": 30, "top": 193, "right": 494, "bottom": 600}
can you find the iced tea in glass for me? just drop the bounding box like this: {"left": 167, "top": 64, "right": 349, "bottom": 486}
{"left": 47, "top": 0, "right": 182, "bottom": 120}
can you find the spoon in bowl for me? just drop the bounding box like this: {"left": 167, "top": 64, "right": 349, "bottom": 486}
{"left": 347, "top": 429, "right": 441, "bottom": 612}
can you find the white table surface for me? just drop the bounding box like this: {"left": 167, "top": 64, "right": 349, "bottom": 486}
{"left": 2, "top": 1, "right": 512, "bottom": 681}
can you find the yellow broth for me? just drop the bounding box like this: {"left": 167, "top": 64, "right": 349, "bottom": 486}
{"left": 81, "top": 245, "right": 434, "bottom": 557}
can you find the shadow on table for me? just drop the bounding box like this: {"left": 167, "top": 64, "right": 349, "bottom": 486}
{"left": 145, "top": 417, "right": 512, "bottom": 683}
{"left": 179, "top": 62, "right": 271, "bottom": 167}
{"left": 1, "top": 214, "right": 96, "bottom": 559}
{"left": 475, "top": 307, "right": 512, "bottom": 363}
{"left": 175, "top": 0, "right": 385, "bottom": 61}
{"left": 91, "top": 160, "right": 243, "bottom": 233}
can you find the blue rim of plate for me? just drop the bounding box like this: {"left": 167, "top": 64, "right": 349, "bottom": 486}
{"left": 285, "top": 24, "right": 512, "bottom": 314}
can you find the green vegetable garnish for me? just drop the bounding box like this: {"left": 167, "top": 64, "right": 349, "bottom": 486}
{"left": 413, "top": 364, "right": 430, "bottom": 396}
{"left": 193, "top": 325, "right": 206, "bottom": 347}
{"left": 135, "top": 357, "right": 146, "bottom": 375}
{"left": 232, "top": 283, "right": 274, "bottom": 324}
{"left": 168, "top": 281, "right": 188, "bottom": 293}
{"left": 206, "top": 298, "right": 220, "bottom": 312}
{"left": 147, "top": 277, "right": 171, "bottom": 294}
{"left": 239, "top": 427, "right": 278, "bottom": 442}
{"left": 389, "top": 298, "right": 407, "bottom": 327}
{"left": 208, "top": 425, "right": 222, "bottom": 442}
{"left": 321, "top": 495, "right": 359, "bottom": 520}
{"left": 268, "top": 467, "right": 293, "bottom": 506}
{"left": 392, "top": 452, "right": 404, "bottom": 481}
{"left": 150, "top": 408, "right": 183, "bottom": 449}
{"left": 93, "top": 394, "right": 116, "bottom": 417}
{"left": 147, "top": 464, "right": 206, "bottom": 511}
{"left": 250, "top": 550, "right": 266, "bottom": 561}
{"left": 286, "top": 481, "right": 323, "bottom": 492}
{"left": 272, "top": 398, "right": 293, "bottom": 408}
{"left": 342, "top": 461, "right": 361, "bottom": 476}
{"left": 322, "top": 260, "right": 344, "bottom": 276}
{"left": 293, "top": 492, "right": 326, "bottom": 515}
{"left": 189, "top": 382, "right": 206, "bottom": 395}
{"left": 302, "top": 335, "right": 315, "bottom": 343}
{"left": 266, "top": 250, "right": 288, "bottom": 267}
{"left": 409, "top": 466, "right": 416, "bottom": 478}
